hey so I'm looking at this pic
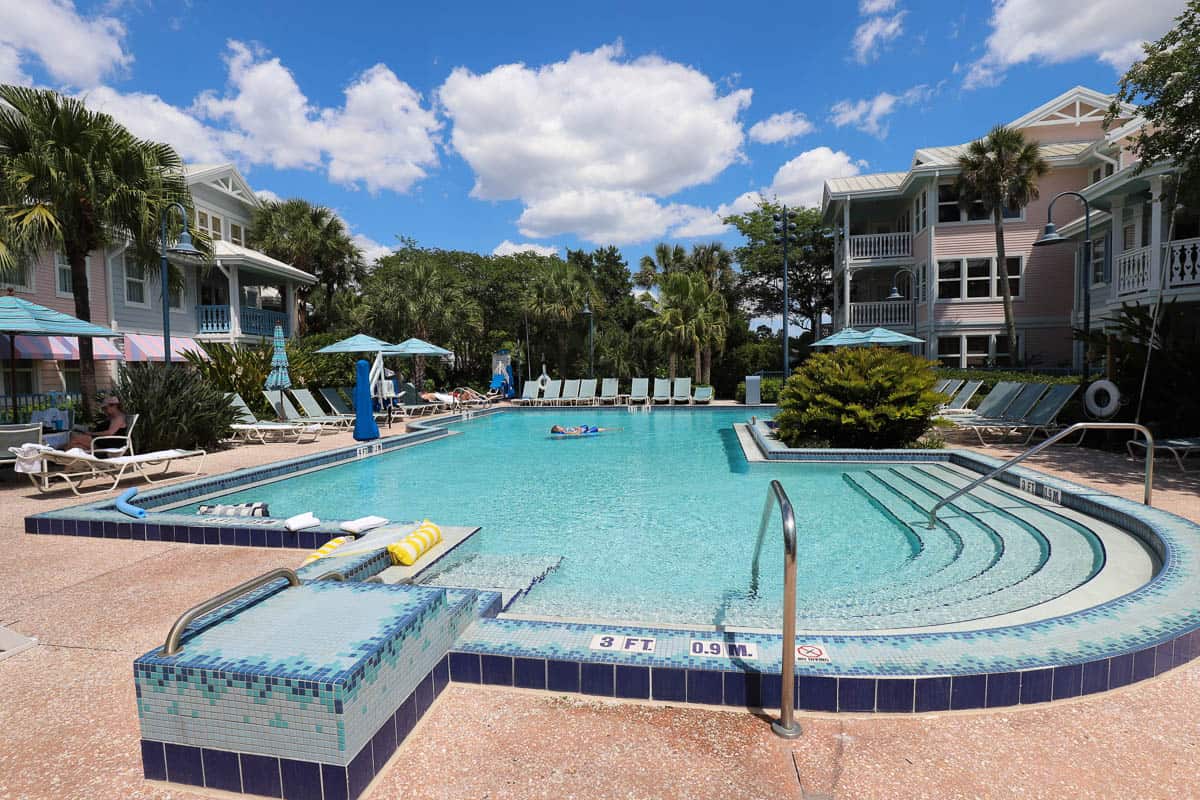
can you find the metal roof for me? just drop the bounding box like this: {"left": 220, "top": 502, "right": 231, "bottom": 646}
{"left": 913, "top": 140, "right": 1093, "bottom": 167}
{"left": 825, "top": 172, "right": 908, "bottom": 194}
{"left": 212, "top": 240, "right": 317, "bottom": 285}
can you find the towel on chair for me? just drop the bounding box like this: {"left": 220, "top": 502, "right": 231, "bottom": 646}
{"left": 8, "top": 443, "right": 53, "bottom": 474}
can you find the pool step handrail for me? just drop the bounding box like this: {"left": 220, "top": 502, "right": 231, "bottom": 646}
{"left": 759, "top": 479, "right": 801, "bottom": 739}
{"left": 160, "top": 568, "right": 301, "bottom": 656}
{"left": 928, "top": 422, "right": 1154, "bottom": 529}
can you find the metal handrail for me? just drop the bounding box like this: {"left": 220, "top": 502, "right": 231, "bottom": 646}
{"left": 160, "top": 567, "right": 301, "bottom": 656}
{"left": 928, "top": 422, "right": 1154, "bottom": 529}
{"left": 315, "top": 570, "right": 347, "bottom": 581}
{"left": 759, "top": 479, "right": 801, "bottom": 739}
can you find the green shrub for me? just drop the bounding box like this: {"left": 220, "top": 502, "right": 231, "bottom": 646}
{"left": 776, "top": 348, "right": 942, "bottom": 448}
{"left": 735, "top": 377, "right": 784, "bottom": 403}
{"left": 934, "top": 367, "right": 1077, "bottom": 394}
{"left": 109, "top": 363, "right": 239, "bottom": 451}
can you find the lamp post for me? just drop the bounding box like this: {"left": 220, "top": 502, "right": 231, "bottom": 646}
{"left": 158, "top": 202, "right": 201, "bottom": 365}
{"left": 581, "top": 302, "right": 594, "bottom": 379}
{"left": 1033, "top": 191, "right": 1092, "bottom": 387}
{"left": 772, "top": 207, "right": 800, "bottom": 376}
{"left": 886, "top": 267, "right": 918, "bottom": 353}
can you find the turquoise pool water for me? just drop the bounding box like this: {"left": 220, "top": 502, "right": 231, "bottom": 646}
{"left": 187, "top": 409, "right": 1101, "bottom": 628}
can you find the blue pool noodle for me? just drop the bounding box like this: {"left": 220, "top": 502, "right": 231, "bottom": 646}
{"left": 115, "top": 488, "right": 147, "bottom": 519}
{"left": 354, "top": 359, "right": 380, "bottom": 442}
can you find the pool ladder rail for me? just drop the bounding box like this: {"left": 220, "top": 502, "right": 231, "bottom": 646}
{"left": 159, "top": 567, "right": 301, "bottom": 656}
{"left": 928, "top": 422, "right": 1154, "bottom": 529}
{"left": 759, "top": 479, "right": 802, "bottom": 739}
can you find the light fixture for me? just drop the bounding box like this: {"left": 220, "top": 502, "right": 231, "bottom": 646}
{"left": 1033, "top": 221, "right": 1067, "bottom": 247}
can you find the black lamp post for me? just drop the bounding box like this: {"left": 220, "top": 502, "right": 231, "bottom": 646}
{"left": 886, "top": 267, "right": 918, "bottom": 352}
{"left": 772, "top": 207, "right": 800, "bottom": 376}
{"left": 581, "top": 302, "right": 594, "bottom": 379}
{"left": 158, "top": 202, "right": 201, "bottom": 365}
{"left": 1033, "top": 191, "right": 1092, "bottom": 386}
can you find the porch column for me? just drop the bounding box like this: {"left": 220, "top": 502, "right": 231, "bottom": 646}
{"left": 226, "top": 261, "right": 242, "bottom": 340}
{"left": 1108, "top": 197, "right": 1124, "bottom": 303}
{"left": 1148, "top": 176, "right": 1164, "bottom": 291}
{"left": 285, "top": 282, "right": 298, "bottom": 338}
{"left": 842, "top": 199, "right": 851, "bottom": 328}
{"left": 843, "top": 267, "right": 852, "bottom": 329}
{"left": 830, "top": 226, "right": 840, "bottom": 334}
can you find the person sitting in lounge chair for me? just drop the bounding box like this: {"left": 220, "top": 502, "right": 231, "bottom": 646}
{"left": 69, "top": 396, "right": 127, "bottom": 451}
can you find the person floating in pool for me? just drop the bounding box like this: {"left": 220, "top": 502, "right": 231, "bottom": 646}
{"left": 550, "top": 424, "right": 613, "bottom": 435}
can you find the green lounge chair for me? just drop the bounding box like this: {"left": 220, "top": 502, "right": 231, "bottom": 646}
{"left": 262, "top": 391, "right": 341, "bottom": 430}
{"left": 226, "top": 393, "right": 318, "bottom": 443}
{"left": 629, "top": 378, "right": 649, "bottom": 405}
{"left": 319, "top": 388, "right": 354, "bottom": 416}
{"left": 945, "top": 381, "right": 1022, "bottom": 420}
{"left": 952, "top": 383, "right": 1051, "bottom": 445}
{"left": 692, "top": 386, "right": 713, "bottom": 404}
{"left": 292, "top": 388, "right": 353, "bottom": 422}
{"left": 933, "top": 378, "right": 952, "bottom": 394}
{"left": 598, "top": 378, "right": 621, "bottom": 405}
{"left": 652, "top": 378, "right": 671, "bottom": 404}
{"left": 940, "top": 380, "right": 983, "bottom": 412}
{"left": 672, "top": 377, "right": 692, "bottom": 404}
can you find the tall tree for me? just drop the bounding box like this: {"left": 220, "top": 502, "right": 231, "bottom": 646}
{"left": 249, "top": 199, "right": 365, "bottom": 333}
{"left": 634, "top": 242, "right": 688, "bottom": 289}
{"left": 955, "top": 126, "right": 1048, "bottom": 363}
{"left": 1108, "top": 1, "right": 1200, "bottom": 205}
{"left": 0, "top": 86, "right": 196, "bottom": 414}
{"left": 528, "top": 260, "right": 593, "bottom": 376}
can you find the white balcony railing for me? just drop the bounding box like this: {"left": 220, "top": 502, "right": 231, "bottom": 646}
{"left": 848, "top": 232, "right": 912, "bottom": 260}
{"left": 849, "top": 300, "right": 912, "bottom": 328}
{"left": 1114, "top": 237, "right": 1200, "bottom": 297}
{"left": 1165, "top": 237, "right": 1200, "bottom": 288}
{"left": 1116, "top": 245, "right": 1151, "bottom": 296}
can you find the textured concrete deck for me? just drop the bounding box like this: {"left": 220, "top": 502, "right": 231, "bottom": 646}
{"left": 1, "top": 421, "right": 1199, "bottom": 799}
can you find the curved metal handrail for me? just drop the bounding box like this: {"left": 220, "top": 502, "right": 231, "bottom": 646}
{"left": 160, "top": 567, "right": 301, "bottom": 656}
{"left": 759, "top": 479, "right": 801, "bottom": 739}
{"left": 929, "top": 422, "right": 1154, "bottom": 529}
{"left": 314, "top": 570, "right": 347, "bottom": 582}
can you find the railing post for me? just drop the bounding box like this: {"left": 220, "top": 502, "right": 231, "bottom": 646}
{"left": 760, "top": 480, "right": 801, "bottom": 739}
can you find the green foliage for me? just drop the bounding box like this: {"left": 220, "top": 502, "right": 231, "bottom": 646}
{"left": 735, "top": 377, "right": 784, "bottom": 404}
{"left": 185, "top": 344, "right": 274, "bottom": 417}
{"left": 1109, "top": 1, "right": 1200, "bottom": 205}
{"left": 776, "top": 349, "right": 941, "bottom": 448}
{"left": 109, "top": 363, "right": 238, "bottom": 451}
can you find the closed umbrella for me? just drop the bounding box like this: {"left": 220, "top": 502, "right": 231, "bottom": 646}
{"left": 0, "top": 292, "right": 122, "bottom": 421}
{"left": 265, "top": 324, "right": 292, "bottom": 420}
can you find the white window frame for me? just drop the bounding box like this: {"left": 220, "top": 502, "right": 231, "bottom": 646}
{"left": 168, "top": 279, "right": 185, "bottom": 312}
{"left": 937, "top": 181, "right": 1025, "bottom": 226}
{"left": 914, "top": 192, "right": 928, "bottom": 232}
{"left": 1, "top": 358, "right": 36, "bottom": 395}
{"left": 936, "top": 332, "right": 1023, "bottom": 368}
{"left": 124, "top": 252, "right": 149, "bottom": 308}
{"left": 230, "top": 222, "right": 244, "bottom": 246}
{"left": 55, "top": 252, "right": 76, "bottom": 298}
{"left": 1090, "top": 234, "right": 1109, "bottom": 287}
{"left": 935, "top": 255, "right": 1024, "bottom": 303}
{"left": 1, "top": 258, "right": 35, "bottom": 293}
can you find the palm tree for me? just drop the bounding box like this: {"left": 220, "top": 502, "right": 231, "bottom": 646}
{"left": 635, "top": 242, "right": 687, "bottom": 289}
{"left": 528, "top": 261, "right": 592, "bottom": 375}
{"left": 687, "top": 243, "right": 734, "bottom": 384}
{"left": 0, "top": 86, "right": 196, "bottom": 414}
{"left": 956, "top": 126, "right": 1048, "bottom": 363}
{"left": 249, "top": 199, "right": 366, "bottom": 333}
{"left": 638, "top": 272, "right": 709, "bottom": 383}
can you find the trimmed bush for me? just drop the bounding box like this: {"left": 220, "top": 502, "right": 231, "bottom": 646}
{"left": 776, "top": 348, "right": 942, "bottom": 448}
{"left": 109, "top": 363, "right": 239, "bottom": 452}
{"left": 735, "top": 377, "right": 784, "bottom": 403}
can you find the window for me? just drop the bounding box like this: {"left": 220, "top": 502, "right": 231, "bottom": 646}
{"left": 1090, "top": 163, "right": 1115, "bottom": 184}
{"left": 1090, "top": 235, "right": 1109, "bottom": 286}
{"left": 914, "top": 193, "right": 927, "bottom": 231}
{"left": 55, "top": 253, "right": 74, "bottom": 296}
{"left": 1141, "top": 207, "right": 1152, "bottom": 248}
{"left": 937, "top": 260, "right": 962, "bottom": 299}
{"left": 230, "top": 223, "right": 243, "bottom": 246}
{"left": 996, "top": 256, "right": 1022, "bottom": 298}
{"left": 124, "top": 252, "right": 147, "bottom": 305}
{"left": 2, "top": 359, "right": 35, "bottom": 395}
{"left": 197, "top": 210, "right": 208, "bottom": 233}
{"left": 965, "top": 199, "right": 989, "bottom": 222}
{"left": 937, "top": 333, "right": 1021, "bottom": 367}
{"left": 964, "top": 335, "right": 991, "bottom": 367}
{"left": 1123, "top": 224, "right": 1137, "bottom": 251}
{"left": 1001, "top": 203, "right": 1022, "bottom": 220}
{"left": 61, "top": 360, "right": 81, "bottom": 394}
{"left": 966, "top": 258, "right": 991, "bottom": 298}
{"left": 936, "top": 336, "right": 961, "bottom": 367}
{"left": 209, "top": 214, "right": 223, "bottom": 241}
{"left": 938, "top": 183, "right": 961, "bottom": 223}
{"left": 1, "top": 259, "right": 34, "bottom": 292}
{"left": 169, "top": 283, "right": 184, "bottom": 310}
{"left": 916, "top": 263, "right": 928, "bottom": 302}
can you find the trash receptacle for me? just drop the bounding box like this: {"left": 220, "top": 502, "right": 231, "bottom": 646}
{"left": 744, "top": 375, "right": 761, "bottom": 405}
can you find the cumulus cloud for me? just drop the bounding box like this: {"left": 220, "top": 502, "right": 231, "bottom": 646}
{"left": 83, "top": 86, "right": 228, "bottom": 163}
{"left": 439, "top": 42, "right": 752, "bottom": 244}
{"left": 859, "top": 0, "right": 897, "bottom": 11}
{"left": 747, "top": 111, "right": 815, "bottom": 144}
{"left": 963, "top": 0, "right": 1184, "bottom": 89}
{"left": 852, "top": 6, "right": 906, "bottom": 64}
{"left": 353, "top": 233, "right": 394, "bottom": 264}
{"left": 0, "top": 0, "right": 130, "bottom": 87}
{"left": 829, "top": 84, "right": 932, "bottom": 138}
{"left": 493, "top": 240, "right": 559, "bottom": 257}
{"left": 254, "top": 189, "right": 282, "bottom": 203}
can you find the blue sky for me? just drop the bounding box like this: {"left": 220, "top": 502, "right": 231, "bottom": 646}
{"left": 0, "top": 0, "right": 1187, "bottom": 266}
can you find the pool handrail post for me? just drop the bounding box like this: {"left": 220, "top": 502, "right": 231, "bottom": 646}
{"left": 761, "top": 479, "right": 801, "bottom": 739}
{"left": 928, "top": 422, "right": 1154, "bottom": 529}
{"left": 160, "top": 567, "right": 301, "bottom": 656}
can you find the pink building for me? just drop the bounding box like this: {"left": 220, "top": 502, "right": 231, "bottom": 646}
{"left": 821, "top": 87, "right": 1146, "bottom": 369}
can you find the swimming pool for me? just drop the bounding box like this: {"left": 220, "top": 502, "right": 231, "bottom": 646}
{"left": 179, "top": 409, "right": 1128, "bottom": 631}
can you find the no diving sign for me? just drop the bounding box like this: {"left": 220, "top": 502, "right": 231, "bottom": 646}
{"left": 796, "top": 643, "right": 832, "bottom": 664}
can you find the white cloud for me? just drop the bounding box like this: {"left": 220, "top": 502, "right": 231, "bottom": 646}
{"left": 964, "top": 0, "right": 1184, "bottom": 89}
{"left": 255, "top": 189, "right": 282, "bottom": 203}
{"left": 0, "top": 0, "right": 130, "bottom": 87}
{"left": 439, "top": 42, "right": 752, "bottom": 244}
{"left": 82, "top": 86, "right": 228, "bottom": 163}
{"left": 852, "top": 10, "right": 906, "bottom": 64}
{"left": 829, "top": 84, "right": 932, "bottom": 138}
{"left": 493, "top": 240, "right": 559, "bottom": 257}
{"left": 353, "top": 233, "right": 393, "bottom": 263}
{"left": 859, "top": 0, "right": 897, "bottom": 12}
{"left": 748, "top": 111, "right": 815, "bottom": 144}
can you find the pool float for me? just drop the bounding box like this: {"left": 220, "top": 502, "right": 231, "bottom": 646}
{"left": 115, "top": 488, "right": 147, "bottom": 519}
{"left": 550, "top": 426, "right": 602, "bottom": 438}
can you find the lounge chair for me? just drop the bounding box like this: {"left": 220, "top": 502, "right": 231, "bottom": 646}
{"left": 577, "top": 378, "right": 598, "bottom": 406}
{"left": 13, "top": 444, "right": 206, "bottom": 495}
{"left": 537, "top": 380, "right": 562, "bottom": 406}
{"left": 1128, "top": 436, "right": 1200, "bottom": 472}
{"left": 598, "top": 378, "right": 621, "bottom": 405}
{"left": 692, "top": 386, "right": 714, "bottom": 404}
{"left": 1013, "top": 385, "right": 1079, "bottom": 444}
{"left": 559, "top": 379, "right": 581, "bottom": 406}
{"left": 652, "top": 378, "right": 671, "bottom": 404}
{"left": 951, "top": 383, "right": 1051, "bottom": 446}
{"left": 939, "top": 380, "right": 983, "bottom": 413}
{"left": 936, "top": 379, "right": 964, "bottom": 398}
{"left": 933, "top": 378, "right": 952, "bottom": 394}
{"left": 319, "top": 388, "right": 355, "bottom": 416}
{"left": 227, "top": 393, "right": 320, "bottom": 443}
{"left": 263, "top": 391, "right": 343, "bottom": 431}
{"left": 0, "top": 425, "right": 42, "bottom": 466}
{"left": 292, "top": 388, "right": 353, "bottom": 423}
{"left": 629, "top": 378, "right": 649, "bottom": 405}
{"left": 672, "top": 377, "right": 692, "bottom": 404}
{"left": 513, "top": 382, "right": 541, "bottom": 405}
{"left": 942, "top": 381, "right": 1022, "bottom": 421}
{"left": 92, "top": 413, "right": 139, "bottom": 457}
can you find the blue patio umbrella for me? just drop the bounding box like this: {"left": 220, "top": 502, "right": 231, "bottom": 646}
{"left": 810, "top": 328, "right": 865, "bottom": 347}
{"left": 854, "top": 327, "right": 925, "bottom": 346}
{"left": 314, "top": 333, "right": 396, "bottom": 354}
{"left": 265, "top": 324, "right": 292, "bottom": 420}
{"left": 384, "top": 337, "right": 452, "bottom": 356}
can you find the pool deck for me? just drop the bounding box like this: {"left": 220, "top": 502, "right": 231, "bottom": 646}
{"left": 2, "top": 415, "right": 1200, "bottom": 798}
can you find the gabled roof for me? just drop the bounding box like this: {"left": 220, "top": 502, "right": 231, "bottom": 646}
{"left": 212, "top": 240, "right": 317, "bottom": 285}
{"left": 1007, "top": 86, "right": 1133, "bottom": 129}
{"left": 912, "top": 139, "right": 1095, "bottom": 167}
{"left": 184, "top": 163, "right": 260, "bottom": 209}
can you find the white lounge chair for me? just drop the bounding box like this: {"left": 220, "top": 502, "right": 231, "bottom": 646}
{"left": 263, "top": 391, "right": 343, "bottom": 430}
{"left": 13, "top": 444, "right": 206, "bottom": 495}
{"left": 513, "top": 382, "right": 541, "bottom": 405}
{"left": 0, "top": 425, "right": 42, "bottom": 466}
{"left": 652, "top": 378, "right": 671, "bottom": 404}
{"left": 227, "top": 393, "right": 320, "bottom": 443}
{"left": 629, "top": 378, "right": 649, "bottom": 405}
{"left": 577, "top": 378, "right": 598, "bottom": 406}
{"left": 692, "top": 386, "right": 713, "bottom": 404}
{"left": 1128, "top": 436, "right": 1200, "bottom": 472}
{"left": 598, "top": 378, "right": 621, "bottom": 405}
{"left": 92, "top": 413, "right": 139, "bottom": 457}
{"left": 537, "top": 380, "right": 562, "bottom": 406}
{"left": 291, "top": 388, "right": 353, "bottom": 422}
{"left": 559, "top": 379, "right": 581, "bottom": 406}
{"left": 672, "top": 377, "right": 692, "bottom": 405}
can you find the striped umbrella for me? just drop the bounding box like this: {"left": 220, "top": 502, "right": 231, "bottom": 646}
{"left": 265, "top": 324, "right": 292, "bottom": 420}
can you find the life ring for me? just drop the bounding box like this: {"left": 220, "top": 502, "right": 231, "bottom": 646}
{"left": 1084, "top": 379, "right": 1120, "bottom": 418}
{"left": 536, "top": 373, "right": 550, "bottom": 390}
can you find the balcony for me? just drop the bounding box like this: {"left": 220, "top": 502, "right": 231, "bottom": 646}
{"left": 1114, "top": 237, "right": 1200, "bottom": 297}
{"left": 196, "top": 305, "right": 289, "bottom": 338}
{"left": 848, "top": 300, "right": 912, "bottom": 329}
{"left": 848, "top": 232, "right": 912, "bottom": 261}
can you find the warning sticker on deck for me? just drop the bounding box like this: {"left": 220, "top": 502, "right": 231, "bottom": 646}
{"left": 796, "top": 644, "right": 832, "bottom": 664}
